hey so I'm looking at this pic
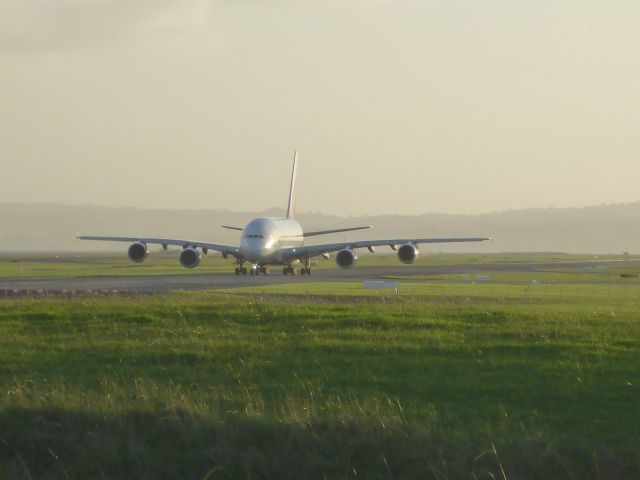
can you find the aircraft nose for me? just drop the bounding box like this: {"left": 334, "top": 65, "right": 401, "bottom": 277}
{"left": 240, "top": 238, "right": 269, "bottom": 262}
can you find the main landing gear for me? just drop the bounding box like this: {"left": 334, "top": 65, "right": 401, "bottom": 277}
{"left": 282, "top": 261, "right": 312, "bottom": 276}
{"left": 235, "top": 260, "right": 248, "bottom": 275}
{"left": 300, "top": 258, "right": 312, "bottom": 276}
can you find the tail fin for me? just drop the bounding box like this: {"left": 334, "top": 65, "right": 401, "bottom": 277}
{"left": 286, "top": 151, "right": 298, "bottom": 219}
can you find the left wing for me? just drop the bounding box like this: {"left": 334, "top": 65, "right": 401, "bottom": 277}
{"left": 277, "top": 236, "right": 490, "bottom": 262}
{"left": 77, "top": 235, "right": 240, "bottom": 257}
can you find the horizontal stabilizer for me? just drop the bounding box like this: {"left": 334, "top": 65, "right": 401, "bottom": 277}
{"left": 303, "top": 226, "right": 372, "bottom": 237}
{"left": 221, "top": 225, "right": 243, "bottom": 231}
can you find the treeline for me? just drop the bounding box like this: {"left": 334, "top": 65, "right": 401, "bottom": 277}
{"left": 0, "top": 202, "right": 639, "bottom": 253}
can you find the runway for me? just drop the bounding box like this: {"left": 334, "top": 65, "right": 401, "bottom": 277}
{"left": 0, "top": 259, "right": 636, "bottom": 293}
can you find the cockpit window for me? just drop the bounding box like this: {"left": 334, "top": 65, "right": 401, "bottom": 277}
{"left": 246, "top": 234, "right": 264, "bottom": 239}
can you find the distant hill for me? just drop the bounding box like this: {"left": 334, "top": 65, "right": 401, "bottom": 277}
{"left": 0, "top": 202, "right": 638, "bottom": 253}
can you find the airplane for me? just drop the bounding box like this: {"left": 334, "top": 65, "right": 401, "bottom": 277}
{"left": 78, "top": 152, "right": 490, "bottom": 275}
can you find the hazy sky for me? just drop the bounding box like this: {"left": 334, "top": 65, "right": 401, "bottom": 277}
{"left": 1, "top": 0, "right": 639, "bottom": 216}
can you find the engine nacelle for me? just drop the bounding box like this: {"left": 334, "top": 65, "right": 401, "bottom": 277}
{"left": 179, "top": 247, "right": 202, "bottom": 269}
{"left": 336, "top": 248, "right": 357, "bottom": 269}
{"left": 397, "top": 243, "right": 419, "bottom": 264}
{"left": 128, "top": 242, "right": 149, "bottom": 263}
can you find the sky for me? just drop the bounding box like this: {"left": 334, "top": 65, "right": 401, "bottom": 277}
{"left": 1, "top": 0, "right": 639, "bottom": 216}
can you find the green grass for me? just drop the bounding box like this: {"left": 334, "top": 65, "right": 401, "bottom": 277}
{"left": 1, "top": 287, "right": 640, "bottom": 479}
{"left": 384, "top": 265, "right": 640, "bottom": 285}
{"left": 224, "top": 278, "right": 640, "bottom": 306}
{"left": 0, "top": 252, "right": 236, "bottom": 278}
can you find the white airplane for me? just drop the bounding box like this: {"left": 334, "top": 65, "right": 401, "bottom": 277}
{"left": 78, "top": 152, "right": 490, "bottom": 275}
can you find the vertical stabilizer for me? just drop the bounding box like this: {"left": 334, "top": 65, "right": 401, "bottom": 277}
{"left": 286, "top": 151, "right": 298, "bottom": 219}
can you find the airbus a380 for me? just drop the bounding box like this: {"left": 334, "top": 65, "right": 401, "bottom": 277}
{"left": 79, "top": 153, "right": 490, "bottom": 275}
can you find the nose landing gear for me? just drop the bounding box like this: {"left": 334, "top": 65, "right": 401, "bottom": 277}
{"left": 233, "top": 259, "right": 272, "bottom": 276}
{"left": 249, "top": 265, "right": 270, "bottom": 275}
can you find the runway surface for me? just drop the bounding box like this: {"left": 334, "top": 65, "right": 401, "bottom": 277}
{"left": 1, "top": 259, "right": 636, "bottom": 293}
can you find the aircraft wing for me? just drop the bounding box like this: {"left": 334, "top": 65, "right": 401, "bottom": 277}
{"left": 278, "top": 236, "right": 490, "bottom": 262}
{"left": 77, "top": 235, "right": 240, "bottom": 257}
{"left": 302, "top": 226, "right": 372, "bottom": 237}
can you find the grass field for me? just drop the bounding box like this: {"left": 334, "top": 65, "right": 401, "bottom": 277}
{"left": 1, "top": 271, "right": 640, "bottom": 479}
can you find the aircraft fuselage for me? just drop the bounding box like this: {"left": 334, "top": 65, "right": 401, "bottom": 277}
{"left": 239, "top": 217, "right": 303, "bottom": 264}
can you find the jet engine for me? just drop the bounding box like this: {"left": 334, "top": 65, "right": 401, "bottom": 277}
{"left": 397, "top": 243, "right": 419, "bottom": 264}
{"left": 336, "top": 248, "right": 357, "bottom": 269}
{"left": 128, "top": 242, "right": 149, "bottom": 263}
{"left": 179, "top": 247, "right": 202, "bottom": 269}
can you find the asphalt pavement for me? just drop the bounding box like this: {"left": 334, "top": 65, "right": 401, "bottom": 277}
{"left": 0, "top": 259, "right": 636, "bottom": 293}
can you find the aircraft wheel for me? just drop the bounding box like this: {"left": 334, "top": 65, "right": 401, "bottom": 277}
{"left": 242, "top": 268, "right": 248, "bottom": 275}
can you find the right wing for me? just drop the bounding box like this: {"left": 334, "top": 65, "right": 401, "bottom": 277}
{"left": 302, "top": 226, "right": 372, "bottom": 237}
{"left": 277, "top": 236, "right": 490, "bottom": 262}
{"left": 77, "top": 235, "right": 240, "bottom": 257}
